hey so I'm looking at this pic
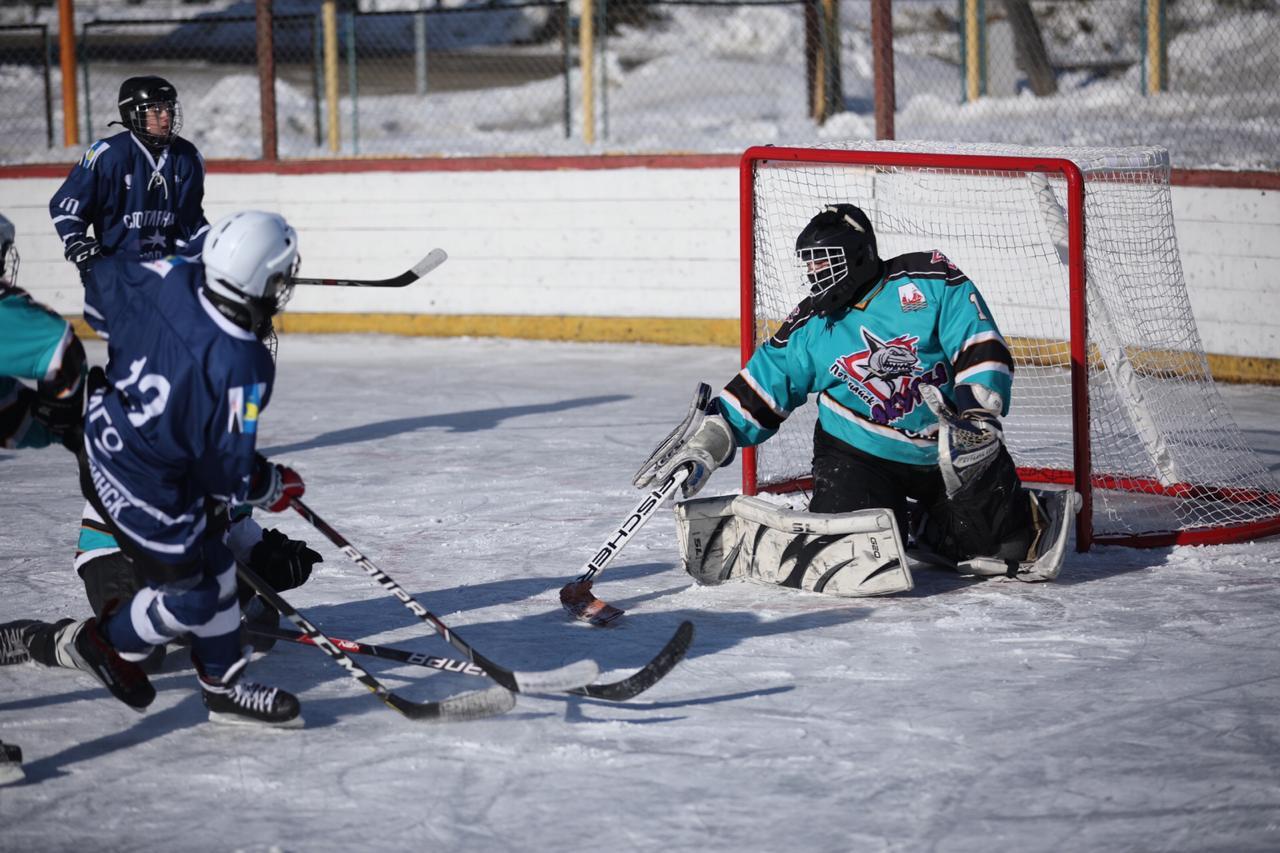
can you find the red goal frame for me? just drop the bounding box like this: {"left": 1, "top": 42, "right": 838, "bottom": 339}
{"left": 738, "top": 145, "right": 1280, "bottom": 551}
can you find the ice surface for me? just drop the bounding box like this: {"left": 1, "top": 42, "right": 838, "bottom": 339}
{"left": 2, "top": 335, "right": 1280, "bottom": 852}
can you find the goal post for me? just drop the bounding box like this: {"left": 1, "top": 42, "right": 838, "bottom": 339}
{"left": 739, "top": 141, "right": 1280, "bottom": 551}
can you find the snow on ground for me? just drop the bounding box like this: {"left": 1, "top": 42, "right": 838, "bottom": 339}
{"left": 3, "top": 335, "right": 1280, "bottom": 852}
{"left": 2, "top": 2, "right": 1277, "bottom": 167}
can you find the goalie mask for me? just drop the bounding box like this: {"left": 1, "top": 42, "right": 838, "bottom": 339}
{"left": 202, "top": 211, "right": 299, "bottom": 341}
{"left": 0, "top": 213, "right": 17, "bottom": 288}
{"left": 795, "top": 204, "right": 882, "bottom": 316}
{"left": 115, "top": 75, "right": 182, "bottom": 148}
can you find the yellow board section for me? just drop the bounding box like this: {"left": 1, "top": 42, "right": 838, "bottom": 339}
{"left": 273, "top": 312, "right": 741, "bottom": 348}
{"left": 69, "top": 314, "right": 1279, "bottom": 384}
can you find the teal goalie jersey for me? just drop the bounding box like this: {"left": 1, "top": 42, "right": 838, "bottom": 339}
{"left": 720, "top": 250, "right": 1015, "bottom": 467}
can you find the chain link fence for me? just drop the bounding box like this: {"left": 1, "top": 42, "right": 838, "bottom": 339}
{"left": 0, "top": 0, "right": 1273, "bottom": 169}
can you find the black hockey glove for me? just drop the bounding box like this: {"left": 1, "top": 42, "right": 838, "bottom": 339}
{"left": 247, "top": 528, "right": 322, "bottom": 593}
{"left": 64, "top": 236, "right": 101, "bottom": 273}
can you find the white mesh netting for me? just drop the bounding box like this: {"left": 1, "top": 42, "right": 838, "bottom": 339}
{"left": 745, "top": 140, "right": 1280, "bottom": 546}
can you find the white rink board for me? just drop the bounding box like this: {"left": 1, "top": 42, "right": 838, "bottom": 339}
{"left": 0, "top": 164, "right": 1275, "bottom": 358}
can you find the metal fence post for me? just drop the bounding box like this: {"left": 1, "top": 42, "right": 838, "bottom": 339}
{"left": 414, "top": 2, "right": 429, "bottom": 96}
{"left": 562, "top": 1, "right": 571, "bottom": 138}
{"left": 346, "top": 8, "right": 358, "bottom": 155}
{"left": 42, "top": 25, "right": 53, "bottom": 148}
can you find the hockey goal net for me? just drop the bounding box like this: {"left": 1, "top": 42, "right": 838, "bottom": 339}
{"left": 740, "top": 141, "right": 1280, "bottom": 550}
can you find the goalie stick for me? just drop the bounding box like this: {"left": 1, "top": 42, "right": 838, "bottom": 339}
{"left": 248, "top": 620, "right": 695, "bottom": 703}
{"left": 235, "top": 564, "right": 515, "bottom": 722}
{"left": 561, "top": 383, "right": 713, "bottom": 626}
{"left": 291, "top": 498, "right": 599, "bottom": 694}
{"left": 294, "top": 248, "right": 447, "bottom": 288}
{"left": 559, "top": 464, "right": 692, "bottom": 626}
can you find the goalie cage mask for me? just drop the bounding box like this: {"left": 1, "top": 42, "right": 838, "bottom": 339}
{"left": 0, "top": 212, "right": 17, "bottom": 288}
{"left": 795, "top": 203, "right": 882, "bottom": 316}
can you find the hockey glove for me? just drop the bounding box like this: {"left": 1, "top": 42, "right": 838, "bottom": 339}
{"left": 635, "top": 387, "right": 736, "bottom": 500}
{"left": 64, "top": 236, "right": 101, "bottom": 273}
{"left": 247, "top": 454, "right": 305, "bottom": 513}
{"left": 921, "top": 384, "right": 1005, "bottom": 500}
{"left": 31, "top": 336, "right": 86, "bottom": 451}
{"left": 248, "top": 528, "right": 322, "bottom": 592}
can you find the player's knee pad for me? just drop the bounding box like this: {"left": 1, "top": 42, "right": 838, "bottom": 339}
{"left": 923, "top": 444, "right": 1031, "bottom": 563}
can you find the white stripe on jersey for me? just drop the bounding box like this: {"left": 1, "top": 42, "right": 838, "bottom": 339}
{"left": 819, "top": 393, "right": 938, "bottom": 447}
{"left": 950, "top": 329, "right": 1006, "bottom": 363}
{"left": 84, "top": 444, "right": 207, "bottom": 555}
{"left": 719, "top": 389, "right": 765, "bottom": 431}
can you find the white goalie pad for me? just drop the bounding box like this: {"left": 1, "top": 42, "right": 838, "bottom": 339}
{"left": 675, "top": 495, "right": 913, "bottom": 597}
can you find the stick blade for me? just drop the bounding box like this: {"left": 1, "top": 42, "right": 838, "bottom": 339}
{"left": 411, "top": 248, "right": 448, "bottom": 278}
{"left": 511, "top": 658, "right": 600, "bottom": 694}
{"left": 390, "top": 685, "right": 516, "bottom": 722}
{"left": 560, "top": 580, "right": 626, "bottom": 626}
{"left": 571, "top": 620, "right": 695, "bottom": 702}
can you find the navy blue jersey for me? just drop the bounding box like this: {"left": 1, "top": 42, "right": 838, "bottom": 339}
{"left": 50, "top": 131, "right": 209, "bottom": 261}
{"left": 81, "top": 255, "right": 274, "bottom": 565}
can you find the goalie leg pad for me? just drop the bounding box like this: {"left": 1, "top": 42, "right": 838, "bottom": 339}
{"left": 676, "top": 495, "right": 913, "bottom": 596}
{"left": 675, "top": 494, "right": 747, "bottom": 586}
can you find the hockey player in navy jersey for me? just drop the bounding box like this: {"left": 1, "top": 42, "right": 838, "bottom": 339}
{"left": 4, "top": 211, "right": 309, "bottom": 725}
{"left": 50, "top": 75, "right": 209, "bottom": 273}
{"left": 49, "top": 79, "right": 319, "bottom": 659}
{"left": 0, "top": 214, "right": 85, "bottom": 450}
{"left": 637, "top": 204, "right": 1079, "bottom": 590}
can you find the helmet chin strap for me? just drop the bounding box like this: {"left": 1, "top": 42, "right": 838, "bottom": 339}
{"left": 202, "top": 283, "right": 275, "bottom": 340}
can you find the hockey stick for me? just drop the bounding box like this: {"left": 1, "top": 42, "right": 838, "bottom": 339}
{"left": 235, "top": 564, "right": 515, "bottom": 721}
{"left": 294, "top": 248, "right": 447, "bottom": 288}
{"left": 290, "top": 497, "right": 599, "bottom": 694}
{"left": 559, "top": 464, "right": 692, "bottom": 626}
{"left": 249, "top": 620, "right": 695, "bottom": 702}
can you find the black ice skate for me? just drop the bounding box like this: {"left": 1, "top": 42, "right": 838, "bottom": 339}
{"left": 0, "top": 619, "right": 38, "bottom": 665}
{"left": 0, "top": 740, "right": 23, "bottom": 786}
{"left": 54, "top": 617, "right": 156, "bottom": 711}
{"left": 199, "top": 656, "right": 302, "bottom": 728}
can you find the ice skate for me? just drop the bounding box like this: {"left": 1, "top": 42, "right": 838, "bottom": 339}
{"left": 200, "top": 656, "right": 302, "bottom": 728}
{"left": 54, "top": 617, "right": 155, "bottom": 711}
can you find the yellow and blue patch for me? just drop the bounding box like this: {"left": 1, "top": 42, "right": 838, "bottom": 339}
{"left": 227, "top": 382, "right": 266, "bottom": 435}
{"left": 80, "top": 140, "right": 111, "bottom": 170}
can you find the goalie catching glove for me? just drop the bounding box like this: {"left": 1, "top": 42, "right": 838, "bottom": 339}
{"left": 634, "top": 382, "right": 736, "bottom": 499}
{"left": 920, "top": 383, "right": 1005, "bottom": 500}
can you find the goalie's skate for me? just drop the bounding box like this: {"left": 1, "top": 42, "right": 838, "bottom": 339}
{"left": 957, "top": 488, "right": 1082, "bottom": 582}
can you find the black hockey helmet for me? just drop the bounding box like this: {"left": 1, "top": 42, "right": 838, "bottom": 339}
{"left": 116, "top": 75, "right": 182, "bottom": 147}
{"left": 795, "top": 203, "right": 882, "bottom": 316}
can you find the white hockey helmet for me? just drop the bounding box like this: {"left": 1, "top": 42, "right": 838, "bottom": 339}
{"left": 202, "top": 210, "right": 299, "bottom": 338}
{"left": 0, "top": 212, "right": 18, "bottom": 287}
